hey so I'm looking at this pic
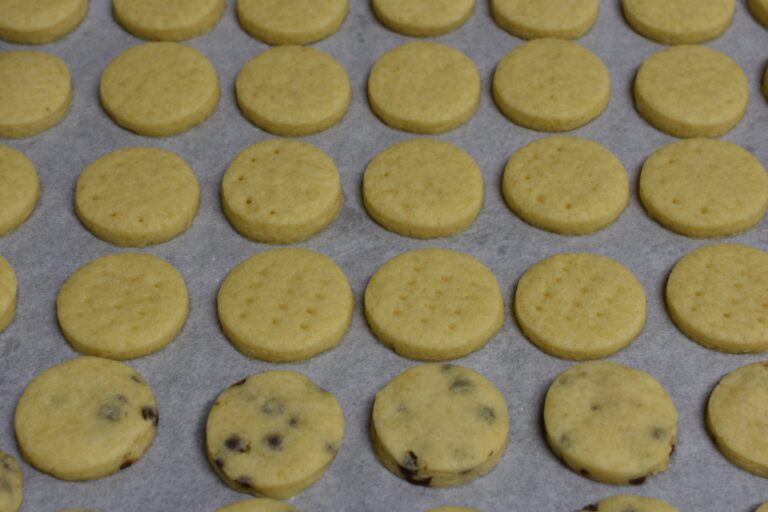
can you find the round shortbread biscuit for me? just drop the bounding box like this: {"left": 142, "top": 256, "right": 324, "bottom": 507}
{"left": 0, "top": 0, "right": 87, "bottom": 44}
{"left": 372, "top": 0, "right": 474, "bottom": 36}
{"left": 634, "top": 45, "right": 748, "bottom": 138}
{"left": 113, "top": 0, "right": 225, "bottom": 41}
{"left": 237, "top": 0, "right": 347, "bottom": 45}
{"left": 666, "top": 244, "right": 768, "bottom": 353}
{"left": 363, "top": 139, "right": 483, "bottom": 238}
{"left": 0, "top": 146, "right": 40, "bottom": 237}
{"left": 372, "top": 363, "right": 509, "bottom": 487}
{"left": 0, "top": 451, "right": 22, "bottom": 512}
{"left": 236, "top": 46, "right": 350, "bottom": 136}
{"left": 364, "top": 248, "right": 503, "bottom": 360}
{"left": 206, "top": 371, "right": 344, "bottom": 499}
{"left": 581, "top": 495, "right": 679, "bottom": 512}
{"left": 0, "top": 256, "right": 17, "bottom": 334}
{"left": 622, "top": 0, "right": 735, "bottom": 44}
{"left": 100, "top": 42, "right": 219, "bottom": 137}
{"left": 222, "top": 139, "right": 342, "bottom": 244}
{"left": 751, "top": 0, "right": 768, "bottom": 29}
{"left": 502, "top": 136, "right": 629, "bottom": 235}
{"left": 544, "top": 361, "right": 677, "bottom": 485}
{"left": 515, "top": 253, "right": 646, "bottom": 360}
{"left": 216, "top": 499, "right": 300, "bottom": 512}
{"left": 0, "top": 51, "right": 72, "bottom": 139}
{"left": 218, "top": 248, "right": 353, "bottom": 362}
{"left": 14, "top": 356, "right": 159, "bottom": 481}
{"left": 368, "top": 41, "right": 480, "bottom": 134}
{"left": 76, "top": 147, "right": 200, "bottom": 247}
{"left": 427, "top": 507, "right": 480, "bottom": 512}
{"left": 639, "top": 139, "right": 768, "bottom": 238}
{"left": 491, "top": 0, "right": 599, "bottom": 40}
{"left": 493, "top": 39, "right": 610, "bottom": 132}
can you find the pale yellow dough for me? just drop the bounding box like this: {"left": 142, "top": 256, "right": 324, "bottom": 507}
{"left": 491, "top": 0, "right": 599, "bottom": 39}
{"left": 217, "top": 499, "right": 300, "bottom": 512}
{"left": 0, "top": 256, "right": 16, "bottom": 334}
{"left": 0, "top": 51, "right": 72, "bottom": 138}
{"left": 222, "top": 139, "right": 342, "bottom": 244}
{"left": 76, "top": 147, "right": 200, "bottom": 247}
{"left": 751, "top": 0, "right": 768, "bottom": 29}
{"left": 0, "top": 0, "right": 87, "bottom": 44}
{"left": 363, "top": 139, "right": 483, "bottom": 238}
{"left": 0, "top": 450, "right": 22, "bottom": 512}
{"left": 634, "top": 45, "right": 748, "bottom": 138}
{"left": 502, "top": 136, "right": 629, "bottom": 234}
{"left": 237, "top": 0, "right": 347, "bottom": 45}
{"left": 582, "top": 495, "right": 679, "bottom": 512}
{"left": 0, "top": 145, "right": 40, "bottom": 237}
{"left": 113, "top": 0, "right": 225, "bottom": 41}
{"left": 368, "top": 41, "right": 480, "bottom": 134}
{"left": 493, "top": 39, "right": 610, "bottom": 132}
{"left": 372, "top": 0, "right": 474, "bottom": 36}
{"left": 666, "top": 244, "right": 768, "bottom": 353}
{"left": 622, "top": 0, "right": 735, "bottom": 44}
{"left": 100, "top": 42, "right": 219, "bottom": 137}
{"left": 236, "top": 46, "right": 350, "bottom": 136}
{"left": 758, "top": 502, "right": 768, "bottom": 512}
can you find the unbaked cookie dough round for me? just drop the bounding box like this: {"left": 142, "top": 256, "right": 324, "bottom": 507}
{"left": 15, "top": 356, "right": 159, "bottom": 481}
{"left": 0, "top": 146, "right": 40, "bottom": 237}
{"left": 207, "top": 371, "right": 344, "bottom": 499}
{"left": 751, "top": 0, "right": 768, "bottom": 29}
{"left": 502, "top": 136, "right": 629, "bottom": 234}
{"left": 368, "top": 41, "right": 480, "bottom": 134}
{"left": 236, "top": 46, "right": 350, "bottom": 136}
{"left": 493, "top": 39, "right": 610, "bottom": 132}
{"left": 363, "top": 139, "right": 483, "bottom": 238}
{"left": 237, "top": 0, "right": 347, "bottom": 45}
{"left": 491, "top": 0, "right": 599, "bottom": 39}
{"left": 113, "top": 0, "right": 225, "bottom": 41}
{"left": 544, "top": 361, "right": 677, "bottom": 485}
{"left": 634, "top": 45, "right": 748, "bottom": 138}
{"left": 56, "top": 253, "right": 189, "bottom": 360}
{"left": 622, "top": 0, "right": 735, "bottom": 44}
{"left": 222, "top": 139, "right": 342, "bottom": 244}
{"left": 218, "top": 248, "right": 353, "bottom": 362}
{"left": 0, "top": 51, "right": 72, "bottom": 138}
{"left": 100, "top": 42, "right": 219, "bottom": 137}
{"left": 515, "top": 253, "right": 646, "bottom": 360}
{"left": 0, "top": 451, "right": 22, "bottom": 512}
{"left": 0, "top": 0, "right": 87, "bottom": 44}
{"left": 76, "top": 147, "right": 200, "bottom": 247}
{"left": 217, "top": 499, "right": 300, "bottom": 512}
{"left": 372, "top": 363, "right": 509, "bottom": 487}
{"left": 365, "top": 248, "right": 503, "bottom": 360}
{"left": 581, "top": 495, "right": 679, "bottom": 512}
{"left": 639, "top": 139, "right": 768, "bottom": 238}
{"left": 0, "top": 256, "right": 17, "bottom": 334}
{"left": 373, "top": 0, "right": 474, "bottom": 36}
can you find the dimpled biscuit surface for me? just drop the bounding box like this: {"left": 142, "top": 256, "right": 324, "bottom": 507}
{"left": 0, "top": 450, "right": 22, "bottom": 512}
{"left": 622, "top": 0, "right": 735, "bottom": 44}
{"left": 0, "top": 256, "right": 16, "bottom": 334}
{"left": 0, "top": 0, "right": 87, "bottom": 44}
{"left": 372, "top": 0, "right": 475, "bottom": 36}
{"left": 581, "top": 495, "right": 679, "bottom": 512}
{"left": 216, "top": 499, "right": 300, "bottom": 512}
{"left": 113, "top": 0, "right": 225, "bottom": 41}
{"left": 491, "top": 0, "right": 599, "bottom": 39}
{"left": 237, "top": 0, "right": 347, "bottom": 45}
{"left": 0, "top": 145, "right": 40, "bottom": 237}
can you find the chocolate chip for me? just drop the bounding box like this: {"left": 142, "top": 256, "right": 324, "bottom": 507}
{"left": 670, "top": 443, "right": 676, "bottom": 456}
{"left": 441, "top": 364, "right": 456, "bottom": 373}
{"left": 477, "top": 406, "right": 496, "bottom": 424}
{"left": 580, "top": 468, "right": 590, "bottom": 476}
{"left": 0, "top": 457, "right": 11, "bottom": 470}
{"left": 214, "top": 458, "right": 225, "bottom": 469}
{"left": 225, "top": 435, "right": 250, "bottom": 453}
{"left": 449, "top": 377, "right": 473, "bottom": 393}
{"left": 397, "top": 451, "right": 432, "bottom": 487}
{"left": 230, "top": 378, "right": 247, "bottom": 387}
{"left": 628, "top": 475, "right": 646, "bottom": 485}
{"left": 325, "top": 442, "right": 338, "bottom": 454}
{"left": 142, "top": 406, "right": 158, "bottom": 426}
{"left": 119, "top": 459, "right": 134, "bottom": 470}
{"left": 558, "top": 434, "right": 571, "bottom": 448}
{"left": 261, "top": 398, "right": 285, "bottom": 416}
{"left": 263, "top": 433, "right": 283, "bottom": 451}
{"left": 288, "top": 416, "right": 301, "bottom": 428}
{"left": 590, "top": 403, "right": 601, "bottom": 411}
{"left": 582, "top": 504, "right": 599, "bottom": 511}
{"left": 235, "top": 476, "right": 254, "bottom": 489}
{"left": 130, "top": 374, "right": 143, "bottom": 384}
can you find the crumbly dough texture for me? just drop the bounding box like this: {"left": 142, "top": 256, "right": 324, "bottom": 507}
{"left": 634, "top": 45, "right": 748, "bottom": 138}
{"left": 76, "top": 147, "right": 200, "bottom": 246}
{"left": 751, "top": 0, "right": 768, "bottom": 29}
{"left": 493, "top": 39, "right": 610, "bottom": 132}
{"left": 113, "top": 0, "right": 225, "bottom": 41}
{"left": 218, "top": 248, "right": 353, "bottom": 362}
{"left": 0, "top": 145, "right": 40, "bottom": 237}
{"left": 206, "top": 371, "right": 344, "bottom": 499}
{"left": 100, "top": 42, "right": 219, "bottom": 137}
{"left": 666, "top": 244, "right": 768, "bottom": 353}
{"left": 222, "top": 139, "right": 342, "bottom": 244}
{"left": 372, "top": 364, "right": 509, "bottom": 487}
{"left": 0, "top": 256, "right": 17, "bottom": 334}
{"left": 544, "top": 361, "right": 677, "bottom": 485}
{"left": 14, "top": 356, "right": 159, "bottom": 481}
{"left": 622, "top": 0, "right": 735, "bottom": 44}
{"left": 217, "top": 499, "right": 300, "bottom": 512}
{"left": 372, "top": 0, "right": 474, "bottom": 36}
{"left": 491, "top": 0, "right": 599, "bottom": 39}
{"left": 0, "top": 450, "right": 22, "bottom": 512}
{"left": 515, "top": 253, "right": 646, "bottom": 360}
{"left": 0, "top": 0, "right": 87, "bottom": 44}
{"left": 582, "top": 495, "right": 679, "bottom": 512}
{"left": 363, "top": 139, "right": 483, "bottom": 238}
{"left": 502, "top": 136, "right": 629, "bottom": 234}
{"left": 236, "top": 46, "right": 350, "bottom": 136}
{"left": 368, "top": 41, "right": 480, "bottom": 134}
{"left": 639, "top": 139, "right": 768, "bottom": 238}
{"left": 0, "top": 51, "right": 72, "bottom": 138}
{"left": 57, "top": 253, "right": 189, "bottom": 360}
{"left": 237, "top": 0, "right": 347, "bottom": 45}
{"left": 365, "top": 248, "right": 504, "bottom": 360}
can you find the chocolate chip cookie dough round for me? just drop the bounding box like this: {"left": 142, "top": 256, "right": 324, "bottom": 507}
{"left": 368, "top": 41, "right": 480, "bottom": 134}
{"left": 622, "top": 0, "right": 735, "bottom": 44}
{"left": 372, "top": 363, "right": 509, "bottom": 487}
{"left": 207, "top": 371, "right": 344, "bottom": 499}
{"left": 237, "top": 0, "right": 347, "bottom": 45}
{"left": 14, "top": 356, "right": 159, "bottom": 480}
{"left": 0, "top": 256, "right": 17, "bottom": 334}
{"left": 100, "top": 42, "right": 219, "bottom": 137}
{"left": 751, "top": 0, "right": 768, "bottom": 29}
{"left": 217, "top": 499, "right": 300, "bottom": 512}
{"left": 113, "top": 0, "right": 225, "bottom": 41}
{"left": 0, "top": 451, "right": 22, "bottom": 512}
{"left": 544, "top": 361, "right": 677, "bottom": 485}
{"left": 491, "top": 0, "right": 599, "bottom": 39}
{"left": 0, "top": 0, "right": 87, "bottom": 44}
{"left": 0, "top": 146, "right": 40, "bottom": 237}
{"left": 372, "top": 0, "right": 474, "bottom": 36}
{"left": 581, "top": 495, "right": 679, "bottom": 512}
{"left": 634, "top": 46, "right": 748, "bottom": 138}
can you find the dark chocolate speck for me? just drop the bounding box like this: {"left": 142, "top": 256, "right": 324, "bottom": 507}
{"left": 214, "top": 458, "right": 225, "bottom": 469}
{"left": 119, "top": 459, "right": 134, "bottom": 470}
{"left": 582, "top": 505, "right": 599, "bottom": 511}
{"left": 230, "top": 378, "right": 247, "bottom": 387}
{"left": 288, "top": 416, "right": 300, "bottom": 428}
{"left": 235, "top": 476, "right": 254, "bottom": 489}
{"left": 477, "top": 406, "right": 496, "bottom": 424}
{"left": 449, "top": 377, "right": 474, "bottom": 394}
{"left": 225, "top": 435, "right": 250, "bottom": 453}
{"left": 263, "top": 433, "right": 283, "bottom": 451}
{"left": 397, "top": 451, "right": 432, "bottom": 487}
{"left": 142, "top": 406, "right": 158, "bottom": 426}
{"left": 628, "top": 476, "right": 647, "bottom": 485}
